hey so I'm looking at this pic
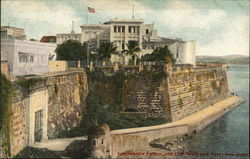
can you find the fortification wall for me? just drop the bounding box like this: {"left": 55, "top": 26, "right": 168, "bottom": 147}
{"left": 45, "top": 71, "right": 88, "bottom": 138}
{"left": 168, "top": 66, "right": 229, "bottom": 121}
{"left": 88, "top": 96, "right": 244, "bottom": 158}
{"left": 9, "top": 90, "right": 29, "bottom": 156}
{"left": 122, "top": 79, "right": 171, "bottom": 119}
{"left": 89, "top": 64, "right": 229, "bottom": 121}
{"left": 6, "top": 71, "right": 88, "bottom": 157}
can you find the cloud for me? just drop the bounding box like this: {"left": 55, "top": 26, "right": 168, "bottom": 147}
{"left": 80, "top": 0, "right": 151, "bottom": 22}
{"left": 156, "top": 4, "right": 227, "bottom": 31}
{"left": 1, "top": 0, "right": 82, "bottom": 38}
{"left": 3, "top": 0, "right": 81, "bottom": 25}
{"left": 1, "top": 0, "right": 248, "bottom": 56}
{"left": 198, "top": 15, "right": 249, "bottom": 56}
{"left": 81, "top": 0, "right": 150, "bottom": 11}
{"left": 166, "top": 0, "right": 195, "bottom": 10}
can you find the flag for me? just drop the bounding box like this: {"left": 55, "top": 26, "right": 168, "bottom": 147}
{"left": 88, "top": 7, "right": 95, "bottom": 13}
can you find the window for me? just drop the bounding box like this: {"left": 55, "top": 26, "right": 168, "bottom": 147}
{"left": 121, "top": 43, "right": 125, "bottom": 50}
{"left": 35, "top": 110, "right": 43, "bottom": 132}
{"left": 93, "top": 140, "right": 96, "bottom": 146}
{"left": 146, "top": 29, "right": 149, "bottom": 34}
{"left": 118, "top": 27, "right": 121, "bottom": 33}
{"left": 128, "top": 26, "right": 131, "bottom": 33}
{"left": 114, "top": 26, "right": 117, "bottom": 33}
{"left": 30, "top": 56, "right": 34, "bottom": 62}
{"left": 122, "top": 26, "right": 125, "bottom": 33}
{"left": 18, "top": 52, "right": 28, "bottom": 63}
{"left": 133, "top": 27, "right": 136, "bottom": 33}
{"left": 19, "top": 55, "right": 28, "bottom": 63}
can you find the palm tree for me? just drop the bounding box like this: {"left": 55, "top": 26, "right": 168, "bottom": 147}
{"left": 122, "top": 41, "right": 141, "bottom": 65}
{"left": 98, "top": 42, "right": 118, "bottom": 64}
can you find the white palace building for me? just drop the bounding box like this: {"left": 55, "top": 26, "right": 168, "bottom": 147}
{"left": 80, "top": 18, "right": 196, "bottom": 66}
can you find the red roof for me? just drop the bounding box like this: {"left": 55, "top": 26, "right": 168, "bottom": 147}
{"left": 40, "top": 36, "right": 56, "bottom": 43}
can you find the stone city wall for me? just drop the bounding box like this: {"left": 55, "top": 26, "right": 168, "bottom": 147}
{"left": 9, "top": 89, "right": 29, "bottom": 156}
{"left": 4, "top": 71, "right": 88, "bottom": 157}
{"left": 90, "top": 64, "right": 229, "bottom": 122}
{"left": 121, "top": 79, "right": 171, "bottom": 119}
{"left": 168, "top": 66, "right": 229, "bottom": 121}
{"left": 47, "top": 72, "right": 88, "bottom": 138}
{"left": 46, "top": 71, "right": 88, "bottom": 138}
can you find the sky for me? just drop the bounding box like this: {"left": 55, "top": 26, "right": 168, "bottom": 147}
{"left": 1, "top": 0, "right": 249, "bottom": 56}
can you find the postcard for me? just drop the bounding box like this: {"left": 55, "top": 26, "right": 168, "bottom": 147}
{"left": 0, "top": 0, "right": 249, "bottom": 158}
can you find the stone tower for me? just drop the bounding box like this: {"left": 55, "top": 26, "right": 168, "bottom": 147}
{"left": 86, "top": 124, "right": 111, "bottom": 158}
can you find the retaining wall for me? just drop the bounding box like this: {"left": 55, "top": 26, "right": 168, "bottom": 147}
{"left": 91, "top": 96, "right": 244, "bottom": 158}
{"left": 110, "top": 124, "right": 188, "bottom": 157}
{"left": 168, "top": 67, "right": 229, "bottom": 121}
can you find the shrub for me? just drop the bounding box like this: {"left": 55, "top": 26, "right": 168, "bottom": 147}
{"left": 0, "top": 73, "right": 12, "bottom": 156}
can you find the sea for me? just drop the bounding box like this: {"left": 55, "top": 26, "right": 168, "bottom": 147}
{"left": 184, "top": 65, "right": 249, "bottom": 158}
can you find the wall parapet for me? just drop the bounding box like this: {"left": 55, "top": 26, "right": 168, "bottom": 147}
{"left": 87, "top": 62, "right": 225, "bottom": 75}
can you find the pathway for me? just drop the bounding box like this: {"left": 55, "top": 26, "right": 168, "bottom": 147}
{"left": 32, "top": 136, "right": 86, "bottom": 151}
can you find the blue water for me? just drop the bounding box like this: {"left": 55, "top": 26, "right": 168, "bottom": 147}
{"left": 184, "top": 65, "right": 249, "bottom": 158}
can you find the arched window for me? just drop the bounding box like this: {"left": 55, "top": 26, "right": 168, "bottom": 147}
{"left": 19, "top": 55, "right": 28, "bottom": 63}
{"left": 93, "top": 139, "right": 96, "bottom": 146}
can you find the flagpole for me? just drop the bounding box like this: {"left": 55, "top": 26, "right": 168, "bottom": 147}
{"left": 86, "top": 12, "right": 88, "bottom": 24}
{"left": 132, "top": 4, "right": 134, "bottom": 19}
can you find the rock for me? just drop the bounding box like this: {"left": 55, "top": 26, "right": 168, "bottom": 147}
{"left": 164, "top": 145, "right": 172, "bottom": 151}
{"left": 177, "top": 145, "right": 184, "bottom": 150}
{"left": 179, "top": 137, "right": 183, "bottom": 142}
{"left": 170, "top": 145, "right": 178, "bottom": 151}
{"left": 149, "top": 142, "right": 164, "bottom": 149}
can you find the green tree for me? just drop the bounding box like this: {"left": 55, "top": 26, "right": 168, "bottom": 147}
{"left": 55, "top": 39, "right": 87, "bottom": 61}
{"left": 122, "top": 41, "right": 141, "bottom": 65}
{"left": 0, "top": 73, "right": 12, "bottom": 156}
{"left": 141, "top": 46, "right": 174, "bottom": 63}
{"left": 98, "top": 42, "right": 118, "bottom": 62}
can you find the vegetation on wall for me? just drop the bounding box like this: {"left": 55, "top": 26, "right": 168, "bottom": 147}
{"left": 57, "top": 70, "right": 169, "bottom": 138}
{"left": 0, "top": 73, "right": 12, "bottom": 156}
{"left": 211, "top": 80, "right": 222, "bottom": 93}
{"left": 15, "top": 77, "right": 43, "bottom": 91}
{"left": 126, "top": 70, "right": 167, "bottom": 81}
{"left": 178, "top": 98, "right": 183, "bottom": 108}
{"left": 54, "top": 83, "right": 59, "bottom": 94}
{"left": 57, "top": 93, "right": 169, "bottom": 138}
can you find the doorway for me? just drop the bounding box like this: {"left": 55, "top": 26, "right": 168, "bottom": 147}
{"left": 34, "top": 110, "right": 43, "bottom": 142}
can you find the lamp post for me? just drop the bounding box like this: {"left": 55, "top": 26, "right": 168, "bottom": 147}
{"left": 86, "top": 32, "right": 91, "bottom": 68}
{"left": 87, "top": 42, "right": 89, "bottom": 68}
